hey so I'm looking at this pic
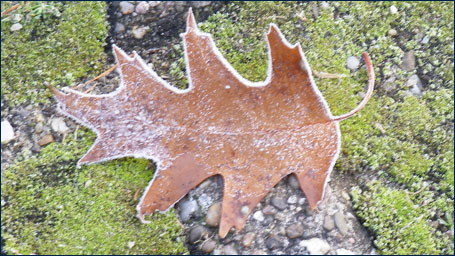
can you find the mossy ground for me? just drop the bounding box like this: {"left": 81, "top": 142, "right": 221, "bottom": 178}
{"left": 1, "top": 2, "right": 187, "bottom": 254}
{"left": 1, "top": 1, "right": 453, "bottom": 255}
{"left": 172, "top": 2, "right": 454, "bottom": 254}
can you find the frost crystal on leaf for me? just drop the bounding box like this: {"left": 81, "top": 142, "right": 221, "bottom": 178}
{"left": 51, "top": 9, "right": 374, "bottom": 238}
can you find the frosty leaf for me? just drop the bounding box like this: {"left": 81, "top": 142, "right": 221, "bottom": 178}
{"left": 51, "top": 9, "right": 374, "bottom": 238}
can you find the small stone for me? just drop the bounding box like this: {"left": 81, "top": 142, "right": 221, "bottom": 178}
{"left": 299, "top": 238, "right": 331, "bottom": 255}
{"left": 286, "top": 223, "right": 304, "bottom": 239}
{"left": 262, "top": 205, "right": 277, "bottom": 215}
{"left": 240, "top": 205, "right": 250, "bottom": 216}
{"left": 346, "top": 56, "right": 360, "bottom": 70}
{"left": 242, "top": 232, "right": 256, "bottom": 247}
{"left": 189, "top": 225, "right": 208, "bottom": 244}
{"left": 287, "top": 195, "right": 298, "bottom": 204}
{"left": 132, "top": 26, "right": 148, "bottom": 39}
{"left": 390, "top": 5, "right": 398, "bottom": 14}
{"left": 253, "top": 210, "right": 265, "bottom": 222}
{"left": 402, "top": 50, "right": 416, "bottom": 72}
{"left": 221, "top": 244, "right": 238, "bottom": 255}
{"left": 341, "top": 191, "right": 350, "bottom": 201}
{"left": 119, "top": 1, "right": 135, "bottom": 14}
{"left": 421, "top": 35, "right": 430, "bottom": 44}
{"left": 251, "top": 249, "right": 268, "bottom": 255}
{"left": 127, "top": 241, "right": 135, "bottom": 249}
{"left": 323, "top": 215, "right": 335, "bottom": 231}
{"left": 337, "top": 248, "right": 355, "bottom": 255}
{"left": 35, "top": 122, "right": 43, "bottom": 134}
{"left": 321, "top": 2, "right": 329, "bottom": 9}
{"left": 179, "top": 199, "right": 198, "bottom": 222}
{"left": 1, "top": 120, "right": 15, "bottom": 143}
{"left": 114, "top": 22, "right": 125, "bottom": 33}
{"left": 148, "top": 1, "right": 160, "bottom": 7}
{"left": 190, "top": 1, "right": 211, "bottom": 8}
{"left": 85, "top": 180, "right": 92, "bottom": 188}
{"left": 206, "top": 202, "right": 221, "bottom": 227}
{"left": 10, "top": 23, "right": 23, "bottom": 32}
{"left": 265, "top": 235, "right": 281, "bottom": 250}
{"left": 197, "top": 193, "right": 212, "bottom": 209}
{"left": 11, "top": 14, "right": 22, "bottom": 22}
{"left": 51, "top": 118, "right": 69, "bottom": 133}
{"left": 298, "top": 198, "right": 306, "bottom": 205}
{"left": 334, "top": 211, "right": 349, "bottom": 235}
{"left": 388, "top": 29, "right": 397, "bottom": 37}
{"left": 38, "top": 134, "right": 54, "bottom": 146}
{"left": 35, "top": 112, "right": 45, "bottom": 122}
{"left": 135, "top": 1, "right": 150, "bottom": 14}
{"left": 271, "top": 197, "right": 287, "bottom": 210}
{"left": 407, "top": 74, "right": 423, "bottom": 96}
{"left": 287, "top": 174, "right": 300, "bottom": 189}
{"left": 200, "top": 239, "right": 216, "bottom": 253}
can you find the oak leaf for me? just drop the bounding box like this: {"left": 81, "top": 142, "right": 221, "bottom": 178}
{"left": 51, "top": 9, "right": 374, "bottom": 238}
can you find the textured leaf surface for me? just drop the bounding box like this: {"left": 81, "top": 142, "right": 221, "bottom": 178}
{"left": 52, "top": 9, "right": 374, "bottom": 238}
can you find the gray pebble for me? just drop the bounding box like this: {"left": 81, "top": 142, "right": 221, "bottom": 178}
{"left": 242, "top": 232, "right": 256, "bottom": 247}
{"left": 10, "top": 23, "right": 23, "bottom": 32}
{"left": 35, "top": 122, "right": 43, "bottom": 134}
{"left": 286, "top": 222, "right": 304, "bottom": 239}
{"left": 271, "top": 197, "right": 287, "bottom": 210}
{"left": 119, "top": 1, "right": 135, "bottom": 15}
{"left": 287, "top": 174, "right": 300, "bottom": 189}
{"left": 205, "top": 202, "right": 221, "bottom": 227}
{"left": 262, "top": 205, "right": 277, "bottom": 215}
{"left": 200, "top": 239, "right": 216, "bottom": 253}
{"left": 189, "top": 225, "right": 208, "bottom": 244}
{"left": 346, "top": 56, "right": 360, "bottom": 70}
{"left": 407, "top": 74, "right": 423, "bottom": 96}
{"left": 179, "top": 199, "right": 198, "bottom": 222}
{"left": 221, "top": 244, "right": 238, "bottom": 255}
{"left": 135, "top": 1, "right": 150, "bottom": 14}
{"left": 1, "top": 120, "right": 15, "bottom": 143}
{"left": 265, "top": 235, "right": 281, "bottom": 250}
{"left": 114, "top": 22, "right": 125, "bottom": 33}
{"left": 402, "top": 50, "right": 416, "bottom": 72}
{"left": 323, "top": 215, "right": 335, "bottom": 231}
{"left": 334, "top": 211, "right": 349, "bottom": 235}
{"left": 51, "top": 118, "right": 69, "bottom": 134}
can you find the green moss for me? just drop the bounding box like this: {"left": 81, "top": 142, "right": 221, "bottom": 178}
{"left": 1, "top": 1, "right": 108, "bottom": 106}
{"left": 1, "top": 129, "right": 188, "bottom": 254}
{"left": 351, "top": 181, "right": 449, "bottom": 254}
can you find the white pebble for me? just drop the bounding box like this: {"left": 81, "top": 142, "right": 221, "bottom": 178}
{"left": 253, "top": 210, "right": 265, "bottom": 222}
{"left": 132, "top": 26, "right": 149, "bottom": 39}
{"left": 1, "top": 120, "right": 15, "bottom": 143}
{"left": 421, "top": 36, "right": 430, "bottom": 44}
{"left": 346, "top": 56, "right": 360, "bottom": 70}
{"left": 10, "top": 23, "right": 23, "bottom": 32}
{"left": 135, "top": 2, "right": 150, "bottom": 14}
{"left": 287, "top": 195, "right": 298, "bottom": 204}
{"left": 337, "top": 248, "right": 355, "bottom": 255}
{"left": 119, "top": 1, "right": 135, "bottom": 15}
{"left": 390, "top": 5, "right": 398, "bottom": 14}
{"left": 51, "top": 117, "right": 69, "bottom": 133}
{"left": 299, "top": 238, "right": 331, "bottom": 255}
{"left": 127, "top": 241, "right": 135, "bottom": 249}
{"left": 321, "top": 2, "right": 329, "bottom": 9}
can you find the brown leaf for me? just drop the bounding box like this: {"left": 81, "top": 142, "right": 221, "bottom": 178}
{"left": 51, "top": 9, "right": 374, "bottom": 238}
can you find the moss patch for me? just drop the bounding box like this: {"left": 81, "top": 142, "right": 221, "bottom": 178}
{"left": 1, "top": 1, "right": 108, "bottom": 106}
{"left": 171, "top": 1, "right": 454, "bottom": 254}
{"left": 1, "top": 129, "right": 187, "bottom": 254}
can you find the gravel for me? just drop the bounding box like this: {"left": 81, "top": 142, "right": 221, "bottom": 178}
{"left": 205, "top": 202, "right": 221, "bottom": 227}
{"left": 271, "top": 196, "right": 288, "bottom": 210}
{"left": 179, "top": 199, "right": 199, "bottom": 222}
{"left": 402, "top": 50, "right": 416, "bottom": 72}
{"left": 299, "top": 238, "right": 331, "bottom": 255}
